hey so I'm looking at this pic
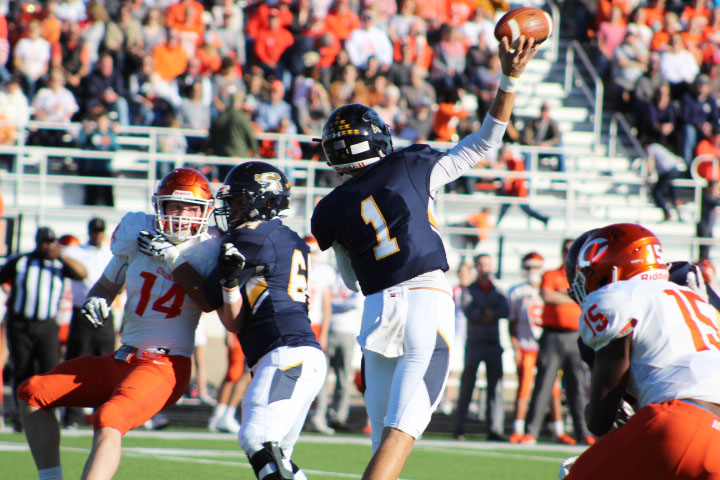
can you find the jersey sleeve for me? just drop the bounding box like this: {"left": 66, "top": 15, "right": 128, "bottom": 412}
{"left": 102, "top": 254, "right": 128, "bottom": 286}
{"left": 579, "top": 286, "right": 636, "bottom": 351}
{"left": 110, "top": 212, "right": 152, "bottom": 256}
{"left": 311, "top": 199, "right": 335, "bottom": 252}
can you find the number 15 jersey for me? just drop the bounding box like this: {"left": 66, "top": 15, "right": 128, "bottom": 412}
{"left": 580, "top": 279, "right": 720, "bottom": 408}
{"left": 311, "top": 145, "right": 449, "bottom": 296}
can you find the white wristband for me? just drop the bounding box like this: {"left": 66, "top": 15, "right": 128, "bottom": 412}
{"left": 499, "top": 74, "right": 519, "bottom": 93}
{"left": 222, "top": 286, "right": 241, "bottom": 304}
{"left": 164, "top": 246, "right": 185, "bottom": 272}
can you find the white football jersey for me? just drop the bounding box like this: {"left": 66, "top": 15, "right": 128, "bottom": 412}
{"left": 104, "top": 212, "right": 217, "bottom": 357}
{"left": 507, "top": 282, "right": 544, "bottom": 352}
{"left": 580, "top": 279, "right": 720, "bottom": 408}
{"left": 307, "top": 260, "right": 336, "bottom": 327}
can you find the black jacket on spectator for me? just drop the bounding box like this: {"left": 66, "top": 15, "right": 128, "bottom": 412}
{"left": 680, "top": 92, "right": 720, "bottom": 133}
{"left": 83, "top": 68, "right": 128, "bottom": 113}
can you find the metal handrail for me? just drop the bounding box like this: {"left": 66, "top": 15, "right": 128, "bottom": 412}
{"left": 545, "top": 0, "right": 561, "bottom": 62}
{"left": 564, "top": 40, "right": 603, "bottom": 148}
{"left": 608, "top": 112, "right": 646, "bottom": 163}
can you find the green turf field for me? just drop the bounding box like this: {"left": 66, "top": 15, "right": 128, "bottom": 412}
{"left": 0, "top": 429, "right": 585, "bottom": 479}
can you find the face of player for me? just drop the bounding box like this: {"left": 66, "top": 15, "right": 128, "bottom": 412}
{"left": 164, "top": 200, "right": 204, "bottom": 230}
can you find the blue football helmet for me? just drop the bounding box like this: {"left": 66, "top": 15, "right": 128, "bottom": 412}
{"left": 320, "top": 104, "right": 394, "bottom": 175}
{"left": 214, "top": 161, "right": 291, "bottom": 233}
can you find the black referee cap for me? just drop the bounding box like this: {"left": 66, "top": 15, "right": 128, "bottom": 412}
{"left": 35, "top": 227, "right": 57, "bottom": 244}
{"left": 88, "top": 217, "right": 106, "bottom": 233}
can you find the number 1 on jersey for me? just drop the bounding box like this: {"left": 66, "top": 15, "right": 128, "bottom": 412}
{"left": 361, "top": 196, "right": 400, "bottom": 260}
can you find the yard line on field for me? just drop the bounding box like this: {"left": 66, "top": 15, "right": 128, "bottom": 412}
{"left": 121, "top": 448, "right": 369, "bottom": 478}
{"left": 415, "top": 445, "right": 574, "bottom": 464}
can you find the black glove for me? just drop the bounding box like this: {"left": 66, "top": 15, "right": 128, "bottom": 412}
{"left": 218, "top": 242, "right": 246, "bottom": 288}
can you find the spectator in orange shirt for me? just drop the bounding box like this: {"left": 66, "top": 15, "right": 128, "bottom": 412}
{"left": 681, "top": 0, "right": 712, "bottom": 25}
{"left": 650, "top": 11, "right": 682, "bottom": 52}
{"left": 152, "top": 29, "right": 189, "bottom": 82}
{"left": 432, "top": 85, "right": 468, "bottom": 142}
{"left": 41, "top": 0, "right": 62, "bottom": 47}
{"left": 642, "top": 0, "right": 667, "bottom": 32}
{"left": 495, "top": 146, "right": 549, "bottom": 227}
{"left": 246, "top": 1, "right": 293, "bottom": 40}
{"left": 325, "top": 0, "right": 361, "bottom": 42}
{"left": 253, "top": 8, "right": 294, "bottom": 78}
{"left": 415, "top": 0, "right": 449, "bottom": 31}
{"left": 166, "top": 0, "right": 205, "bottom": 54}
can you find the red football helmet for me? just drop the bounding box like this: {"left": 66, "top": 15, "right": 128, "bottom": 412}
{"left": 58, "top": 234, "right": 80, "bottom": 247}
{"left": 152, "top": 168, "right": 214, "bottom": 243}
{"left": 571, "top": 223, "right": 669, "bottom": 303}
{"left": 521, "top": 252, "right": 544, "bottom": 269}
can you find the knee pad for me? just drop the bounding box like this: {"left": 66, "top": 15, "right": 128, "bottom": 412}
{"left": 248, "top": 442, "right": 294, "bottom": 480}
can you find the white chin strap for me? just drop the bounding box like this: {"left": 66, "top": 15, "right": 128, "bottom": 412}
{"left": 333, "top": 157, "right": 381, "bottom": 174}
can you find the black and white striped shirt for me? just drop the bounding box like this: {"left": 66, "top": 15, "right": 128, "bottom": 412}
{"left": 0, "top": 253, "right": 73, "bottom": 322}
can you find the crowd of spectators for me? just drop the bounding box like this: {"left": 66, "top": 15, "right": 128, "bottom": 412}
{"left": 576, "top": 0, "right": 720, "bottom": 172}
{"left": 0, "top": 0, "right": 525, "bottom": 186}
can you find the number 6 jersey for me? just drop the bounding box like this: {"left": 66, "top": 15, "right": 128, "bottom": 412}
{"left": 580, "top": 278, "right": 720, "bottom": 408}
{"left": 104, "top": 211, "right": 217, "bottom": 357}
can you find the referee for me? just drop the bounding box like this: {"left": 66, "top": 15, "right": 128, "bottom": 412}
{"left": 0, "top": 227, "right": 86, "bottom": 419}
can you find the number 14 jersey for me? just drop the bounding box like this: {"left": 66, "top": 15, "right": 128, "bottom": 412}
{"left": 580, "top": 279, "right": 720, "bottom": 408}
{"left": 107, "top": 211, "right": 216, "bottom": 357}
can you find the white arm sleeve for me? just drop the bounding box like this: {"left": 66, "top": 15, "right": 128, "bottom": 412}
{"left": 429, "top": 113, "right": 508, "bottom": 191}
{"left": 102, "top": 254, "right": 128, "bottom": 286}
{"left": 332, "top": 242, "right": 360, "bottom": 292}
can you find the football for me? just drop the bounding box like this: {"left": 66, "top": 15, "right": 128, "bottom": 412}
{"left": 494, "top": 7, "right": 553, "bottom": 48}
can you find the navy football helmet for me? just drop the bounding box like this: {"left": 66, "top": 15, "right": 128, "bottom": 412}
{"left": 214, "top": 161, "right": 291, "bottom": 233}
{"left": 320, "top": 104, "right": 393, "bottom": 175}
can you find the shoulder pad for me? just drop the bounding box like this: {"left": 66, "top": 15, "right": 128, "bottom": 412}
{"left": 111, "top": 212, "right": 154, "bottom": 256}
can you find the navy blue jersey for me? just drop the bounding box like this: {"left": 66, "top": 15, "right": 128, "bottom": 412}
{"left": 205, "top": 219, "right": 320, "bottom": 367}
{"left": 311, "top": 145, "right": 449, "bottom": 295}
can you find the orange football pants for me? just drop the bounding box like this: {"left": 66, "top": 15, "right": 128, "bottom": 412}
{"left": 516, "top": 349, "right": 561, "bottom": 400}
{"left": 18, "top": 352, "right": 191, "bottom": 435}
{"left": 566, "top": 399, "right": 720, "bottom": 480}
{"left": 224, "top": 334, "right": 246, "bottom": 383}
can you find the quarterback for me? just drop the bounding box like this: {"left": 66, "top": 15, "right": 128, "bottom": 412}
{"left": 18, "top": 168, "right": 216, "bottom": 480}
{"left": 311, "top": 37, "right": 537, "bottom": 480}
{"left": 562, "top": 223, "right": 720, "bottom": 479}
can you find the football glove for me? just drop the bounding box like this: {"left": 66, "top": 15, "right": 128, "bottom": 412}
{"left": 81, "top": 296, "right": 109, "bottom": 328}
{"left": 137, "top": 230, "right": 183, "bottom": 270}
{"left": 686, "top": 266, "right": 709, "bottom": 303}
{"left": 218, "top": 242, "right": 246, "bottom": 288}
{"left": 612, "top": 400, "right": 635, "bottom": 430}
{"left": 558, "top": 456, "right": 578, "bottom": 480}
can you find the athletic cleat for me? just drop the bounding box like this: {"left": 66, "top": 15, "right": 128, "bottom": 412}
{"left": 310, "top": 416, "right": 335, "bottom": 435}
{"left": 216, "top": 416, "right": 241, "bottom": 434}
{"left": 520, "top": 434, "right": 537, "bottom": 445}
{"left": 207, "top": 415, "right": 221, "bottom": 432}
{"left": 509, "top": 433, "right": 523, "bottom": 443}
{"left": 583, "top": 435, "right": 596, "bottom": 445}
{"left": 555, "top": 433, "right": 577, "bottom": 445}
{"left": 362, "top": 424, "right": 372, "bottom": 436}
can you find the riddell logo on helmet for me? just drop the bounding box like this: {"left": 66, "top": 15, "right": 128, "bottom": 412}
{"left": 171, "top": 190, "right": 193, "bottom": 197}
{"left": 578, "top": 238, "right": 609, "bottom": 267}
